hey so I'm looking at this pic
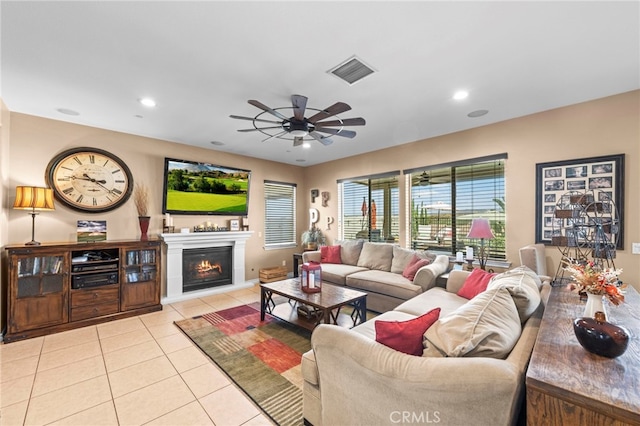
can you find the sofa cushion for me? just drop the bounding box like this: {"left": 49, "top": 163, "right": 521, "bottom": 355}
{"left": 390, "top": 246, "right": 417, "bottom": 274}
{"left": 457, "top": 269, "right": 496, "bottom": 299}
{"left": 395, "top": 287, "right": 467, "bottom": 318}
{"left": 375, "top": 308, "right": 441, "bottom": 356}
{"left": 317, "top": 263, "right": 368, "bottom": 286}
{"left": 347, "top": 270, "right": 422, "bottom": 301}
{"left": 334, "top": 239, "right": 365, "bottom": 266}
{"left": 320, "top": 245, "right": 342, "bottom": 264}
{"left": 402, "top": 256, "right": 431, "bottom": 281}
{"left": 357, "top": 242, "right": 393, "bottom": 271}
{"left": 423, "top": 287, "right": 521, "bottom": 359}
{"left": 487, "top": 266, "right": 542, "bottom": 323}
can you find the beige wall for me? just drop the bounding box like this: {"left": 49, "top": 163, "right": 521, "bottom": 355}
{"left": 1, "top": 98, "right": 11, "bottom": 331}
{"left": 306, "top": 91, "right": 640, "bottom": 290}
{"left": 3, "top": 90, "right": 639, "bottom": 295}
{"left": 5, "top": 114, "right": 307, "bottom": 285}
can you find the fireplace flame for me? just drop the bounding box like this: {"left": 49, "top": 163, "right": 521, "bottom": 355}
{"left": 197, "top": 260, "right": 222, "bottom": 274}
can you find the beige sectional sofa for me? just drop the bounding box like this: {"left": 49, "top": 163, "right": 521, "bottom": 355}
{"left": 302, "top": 240, "right": 450, "bottom": 313}
{"left": 302, "top": 266, "right": 551, "bottom": 426}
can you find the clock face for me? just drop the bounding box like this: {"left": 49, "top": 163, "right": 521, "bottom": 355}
{"left": 46, "top": 147, "right": 134, "bottom": 213}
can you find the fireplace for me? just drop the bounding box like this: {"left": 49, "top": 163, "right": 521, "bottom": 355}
{"left": 182, "top": 246, "right": 232, "bottom": 292}
{"left": 161, "top": 231, "right": 253, "bottom": 304}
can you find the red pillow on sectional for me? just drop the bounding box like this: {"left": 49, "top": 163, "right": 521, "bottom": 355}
{"left": 402, "top": 255, "right": 431, "bottom": 281}
{"left": 457, "top": 268, "right": 497, "bottom": 299}
{"left": 320, "top": 245, "right": 342, "bottom": 264}
{"left": 375, "top": 308, "right": 441, "bottom": 356}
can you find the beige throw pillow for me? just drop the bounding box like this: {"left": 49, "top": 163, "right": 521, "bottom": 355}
{"left": 357, "top": 242, "right": 393, "bottom": 271}
{"left": 487, "top": 266, "right": 542, "bottom": 323}
{"left": 423, "top": 287, "right": 521, "bottom": 359}
{"left": 390, "top": 246, "right": 417, "bottom": 274}
{"left": 334, "top": 239, "right": 364, "bottom": 266}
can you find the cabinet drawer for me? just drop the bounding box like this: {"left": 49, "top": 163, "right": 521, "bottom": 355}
{"left": 71, "top": 300, "right": 119, "bottom": 322}
{"left": 71, "top": 285, "right": 120, "bottom": 308}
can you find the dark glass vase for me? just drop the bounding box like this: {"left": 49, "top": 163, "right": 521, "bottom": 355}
{"left": 138, "top": 216, "right": 150, "bottom": 241}
{"left": 573, "top": 312, "right": 630, "bottom": 358}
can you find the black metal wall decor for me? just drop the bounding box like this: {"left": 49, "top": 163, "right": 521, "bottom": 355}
{"left": 535, "top": 154, "right": 625, "bottom": 250}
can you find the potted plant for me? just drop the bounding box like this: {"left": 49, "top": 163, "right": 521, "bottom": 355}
{"left": 134, "top": 183, "right": 150, "bottom": 241}
{"left": 301, "top": 224, "right": 324, "bottom": 250}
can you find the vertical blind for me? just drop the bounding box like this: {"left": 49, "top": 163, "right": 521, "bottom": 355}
{"left": 407, "top": 155, "right": 506, "bottom": 259}
{"left": 338, "top": 172, "right": 400, "bottom": 242}
{"left": 264, "top": 181, "right": 296, "bottom": 248}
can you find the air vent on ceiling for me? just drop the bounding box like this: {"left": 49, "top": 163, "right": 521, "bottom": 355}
{"left": 328, "top": 56, "right": 376, "bottom": 85}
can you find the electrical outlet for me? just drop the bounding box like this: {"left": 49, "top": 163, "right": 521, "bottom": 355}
{"left": 632, "top": 242, "right": 640, "bottom": 255}
{"left": 282, "top": 260, "right": 286, "bottom": 266}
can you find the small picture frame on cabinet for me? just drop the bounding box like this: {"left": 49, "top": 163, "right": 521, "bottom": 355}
{"left": 230, "top": 219, "right": 240, "bottom": 231}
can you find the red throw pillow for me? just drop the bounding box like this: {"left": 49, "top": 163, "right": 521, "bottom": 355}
{"left": 320, "top": 245, "right": 342, "bottom": 264}
{"left": 375, "top": 308, "right": 441, "bottom": 356}
{"left": 457, "top": 268, "right": 497, "bottom": 299}
{"left": 402, "top": 255, "right": 431, "bottom": 281}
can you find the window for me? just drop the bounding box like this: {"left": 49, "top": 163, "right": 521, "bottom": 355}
{"left": 264, "top": 181, "right": 296, "bottom": 248}
{"left": 338, "top": 172, "right": 400, "bottom": 242}
{"left": 406, "top": 154, "right": 506, "bottom": 260}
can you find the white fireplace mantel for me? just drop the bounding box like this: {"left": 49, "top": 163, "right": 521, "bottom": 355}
{"left": 161, "top": 231, "right": 254, "bottom": 304}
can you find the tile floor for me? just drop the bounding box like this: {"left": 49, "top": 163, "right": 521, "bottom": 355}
{"left": 0, "top": 284, "right": 278, "bottom": 426}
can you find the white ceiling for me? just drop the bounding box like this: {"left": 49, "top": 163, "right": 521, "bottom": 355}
{"left": 2, "top": 1, "right": 639, "bottom": 167}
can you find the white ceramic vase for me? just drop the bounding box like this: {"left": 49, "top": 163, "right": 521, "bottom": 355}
{"left": 584, "top": 292, "right": 606, "bottom": 319}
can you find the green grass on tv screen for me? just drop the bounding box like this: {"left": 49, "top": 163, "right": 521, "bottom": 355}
{"left": 166, "top": 189, "right": 247, "bottom": 213}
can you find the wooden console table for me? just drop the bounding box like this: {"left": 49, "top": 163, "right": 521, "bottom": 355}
{"left": 526, "top": 285, "right": 640, "bottom": 425}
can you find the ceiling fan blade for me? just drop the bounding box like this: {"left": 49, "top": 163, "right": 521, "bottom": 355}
{"left": 313, "top": 127, "right": 356, "bottom": 138}
{"left": 310, "top": 132, "right": 333, "bottom": 145}
{"left": 237, "top": 126, "right": 283, "bottom": 133}
{"left": 291, "top": 95, "right": 308, "bottom": 121}
{"left": 314, "top": 117, "right": 366, "bottom": 127}
{"left": 248, "top": 100, "right": 289, "bottom": 121}
{"left": 307, "top": 102, "right": 352, "bottom": 123}
{"left": 293, "top": 137, "right": 304, "bottom": 147}
{"left": 230, "top": 115, "right": 283, "bottom": 125}
{"left": 262, "top": 130, "right": 288, "bottom": 143}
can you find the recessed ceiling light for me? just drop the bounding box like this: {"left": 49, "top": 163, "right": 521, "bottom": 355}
{"left": 56, "top": 108, "right": 80, "bottom": 116}
{"left": 453, "top": 90, "right": 469, "bottom": 100}
{"left": 467, "top": 109, "right": 489, "bottom": 118}
{"left": 139, "top": 98, "right": 157, "bottom": 107}
{"left": 134, "top": 115, "right": 144, "bottom": 119}
{"left": 210, "top": 141, "right": 225, "bottom": 146}
{"left": 302, "top": 142, "right": 311, "bottom": 148}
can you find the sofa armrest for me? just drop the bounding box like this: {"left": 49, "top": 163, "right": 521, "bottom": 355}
{"left": 311, "top": 325, "right": 523, "bottom": 426}
{"left": 302, "top": 250, "right": 321, "bottom": 263}
{"left": 413, "top": 255, "right": 449, "bottom": 291}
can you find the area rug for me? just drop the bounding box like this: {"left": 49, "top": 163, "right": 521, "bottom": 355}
{"left": 174, "top": 302, "right": 311, "bottom": 426}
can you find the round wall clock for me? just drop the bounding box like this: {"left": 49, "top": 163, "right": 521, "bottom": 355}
{"left": 45, "top": 147, "right": 134, "bottom": 213}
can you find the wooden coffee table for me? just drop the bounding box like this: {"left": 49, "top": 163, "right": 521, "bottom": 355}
{"left": 260, "top": 279, "right": 367, "bottom": 331}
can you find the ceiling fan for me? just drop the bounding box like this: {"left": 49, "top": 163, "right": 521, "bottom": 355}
{"left": 230, "top": 94, "right": 365, "bottom": 146}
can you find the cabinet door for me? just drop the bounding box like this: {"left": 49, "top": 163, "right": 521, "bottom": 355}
{"left": 121, "top": 247, "right": 160, "bottom": 310}
{"left": 9, "top": 254, "right": 69, "bottom": 333}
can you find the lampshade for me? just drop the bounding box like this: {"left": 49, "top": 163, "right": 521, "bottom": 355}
{"left": 466, "top": 218, "right": 494, "bottom": 239}
{"left": 13, "top": 186, "right": 55, "bottom": 211}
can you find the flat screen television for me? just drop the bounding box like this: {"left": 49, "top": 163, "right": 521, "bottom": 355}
{"left": 162, "top": 157, "right": 251, "bottom": 215}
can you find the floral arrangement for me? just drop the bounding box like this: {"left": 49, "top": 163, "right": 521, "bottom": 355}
{"left": 564, "top": 260, "right": 625, "bottom": 305}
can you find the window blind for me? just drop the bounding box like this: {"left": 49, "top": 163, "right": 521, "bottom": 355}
{"left": 264, "top": 181, "right": 296, "bottom": 248}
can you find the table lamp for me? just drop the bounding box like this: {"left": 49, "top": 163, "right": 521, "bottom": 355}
{"left": 13, "top": 186, "right": 55, "bottom": 245}
{"left": 466, "top": 218, "right": 494, "bottom": 270}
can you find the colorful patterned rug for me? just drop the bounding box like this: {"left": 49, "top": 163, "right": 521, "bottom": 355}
{"left": 174, "top": 302, "right": 311, "bottom": 426}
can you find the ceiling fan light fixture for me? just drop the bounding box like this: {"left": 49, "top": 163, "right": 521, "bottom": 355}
{"left": 290, "top": 129, "right": 309, "bottom": 137}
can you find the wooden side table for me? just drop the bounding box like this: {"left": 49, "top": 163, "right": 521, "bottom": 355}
{"left": 293, "top": 253, "right": 303, "bottom": 278}
{"left": 526, "top": 285, "right": 640, "bottom": 425}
